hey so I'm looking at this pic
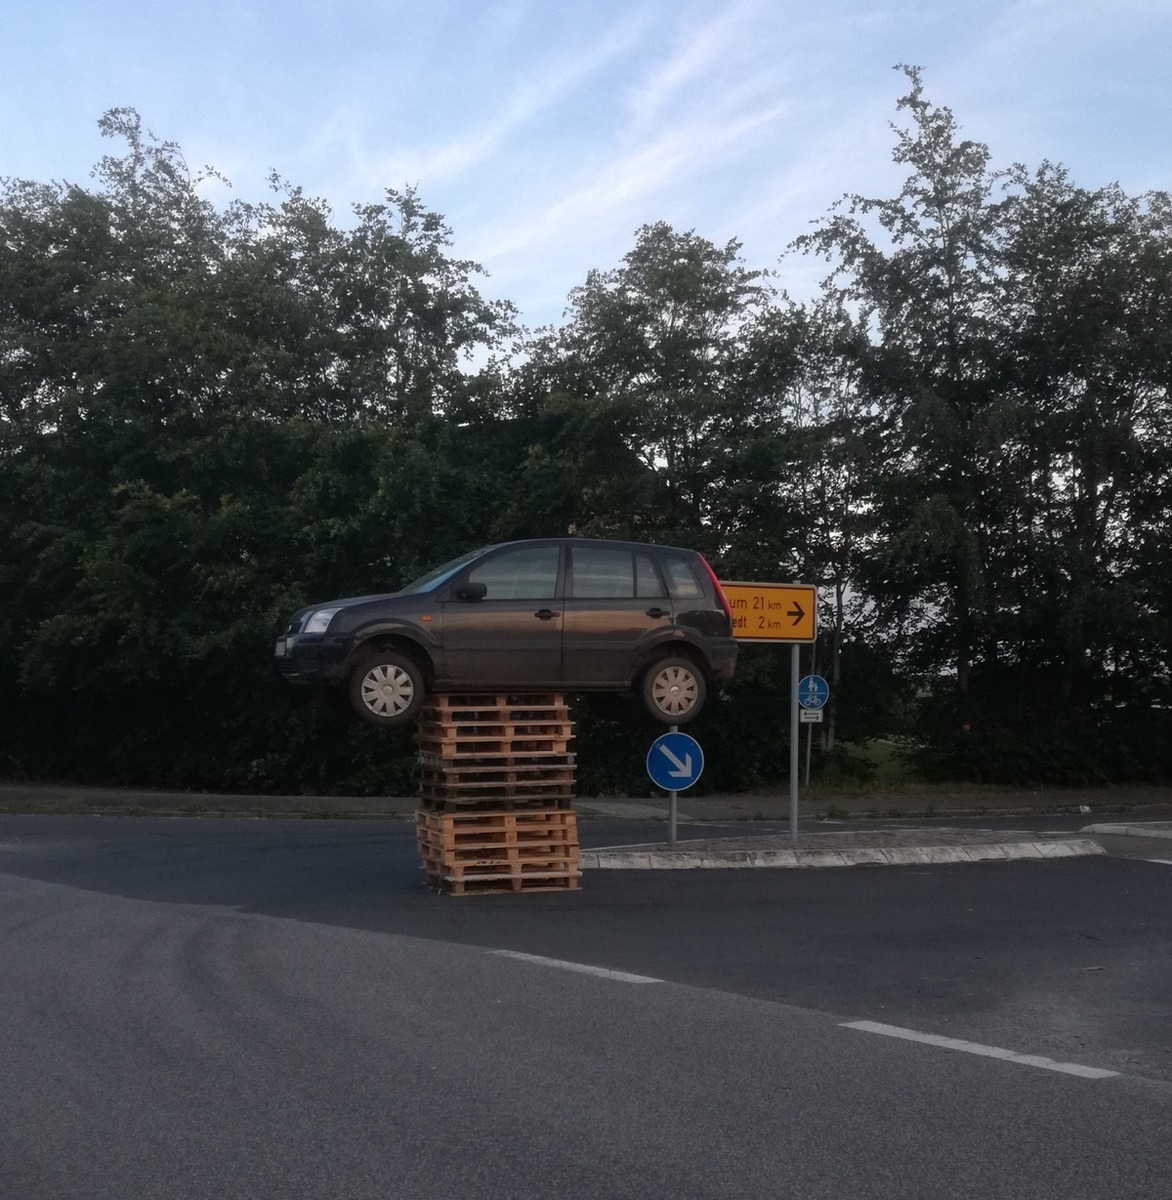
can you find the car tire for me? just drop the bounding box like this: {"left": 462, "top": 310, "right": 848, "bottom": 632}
{"left": 348, "top": 651, "right": 426, "bottom": 729}
{"left": 641, "top": 655, "right": 707, "bottom": 724}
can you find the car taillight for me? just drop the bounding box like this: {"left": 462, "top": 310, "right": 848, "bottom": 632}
{"left": 698, "top": 555, "right": 733, "bottom": 622}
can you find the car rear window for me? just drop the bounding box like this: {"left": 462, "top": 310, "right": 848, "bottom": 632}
{"left": 661, "top": 555, "right": 704, "bottom": 600}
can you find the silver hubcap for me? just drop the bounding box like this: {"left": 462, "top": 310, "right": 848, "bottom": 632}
{"left": 360, "top": 664, "right": 416, "bottom": 717}
{"left": 651, "top": 665, "right": 698, "bottom": 716}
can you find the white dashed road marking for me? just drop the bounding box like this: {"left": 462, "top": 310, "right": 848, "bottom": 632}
{"left": 1143, "top": 859, "right": 1172, "bottom": 866}
{"left": 842, "top": 1020, "right": 1118, "bottom": 1079}
{"left": 490, "top": 950, "right": 662, "bottom": 984}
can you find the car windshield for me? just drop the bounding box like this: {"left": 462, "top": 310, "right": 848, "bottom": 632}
{"left": 397, "top": 546, "right": 495, "bottom": 595}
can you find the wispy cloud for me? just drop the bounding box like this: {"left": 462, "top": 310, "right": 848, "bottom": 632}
{"left": 477, "top": 96, "right": 790, "bottom": 263}
{"left": 474, "top": 0, "right": 788, "bottom": 264}
{"left": 622, "top": 0, "right": 766, "bottom": 133}
{"left": 12, "top": 0, "right": 1167, "bottom": 333}
{"left": 348, "top": 12, "right": 648, "bottom": 190}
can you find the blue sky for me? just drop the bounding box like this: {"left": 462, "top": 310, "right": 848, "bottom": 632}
{"left": 3, "top": 0, "right": 1171, "bottom": 330}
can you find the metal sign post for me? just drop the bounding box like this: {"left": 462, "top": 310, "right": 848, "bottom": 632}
{"left": 795, "top": 673, "right": 830, "bottom": 837}
{"left": 646, "top": 729, "right": 705, "bottom": 848}
{"left": 722, "top": 581, "right": 818, "bottom": 845}
{"left": 790, "top": 646, "right": 800, "bottom": 842}
{"left": 668, "top": 725, "right": 678, "bottom": 848}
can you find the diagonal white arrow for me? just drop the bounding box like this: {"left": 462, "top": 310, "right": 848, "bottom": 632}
{"left": 659, "top": 745, "right": 694, "bottom": 778}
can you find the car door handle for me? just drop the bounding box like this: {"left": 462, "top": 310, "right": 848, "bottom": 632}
{"left": 645, "top": 607, "right": 670, "bottom": 619}
{"left": 534, "top": 609, "right": 561, "bottom": 620}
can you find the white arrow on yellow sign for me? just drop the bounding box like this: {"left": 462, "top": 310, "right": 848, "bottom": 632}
{"left": 721, "top": 582, "right": 817, "bottom": 643}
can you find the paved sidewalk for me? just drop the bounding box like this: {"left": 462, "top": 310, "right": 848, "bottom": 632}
{"left": 577, "top": 786, "right": 1172, "bottom": 822}
{"left": 581, "top": 827, "right": 1106, "bottom": 870}
{"left": 1081, "top": 821, "right": 1172, "bottom": 842}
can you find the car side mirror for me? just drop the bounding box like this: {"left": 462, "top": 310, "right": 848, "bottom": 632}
{"left": 455, "top": 582, "right": 488, "bottom": 602}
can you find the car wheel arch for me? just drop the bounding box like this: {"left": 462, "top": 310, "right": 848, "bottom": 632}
{"left": 347, "top": 634, "right": 434, "bottom": 688}
{"left": 632, "top": 640, "right": 709, "bottom": 687}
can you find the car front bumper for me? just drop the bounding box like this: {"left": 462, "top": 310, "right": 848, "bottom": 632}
{"left": 274, "top": 634, "right": 349, "bottom": 684}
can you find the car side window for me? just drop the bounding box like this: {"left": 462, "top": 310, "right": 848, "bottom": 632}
{"left": 571, "top": 547, "right": 635, "bottom": 598}
{"left": 465, "top": 546, "right": 560, "bottom": 600}
{"left": 635, "top": 553, "right": 666, "bottom": 599}
{"left": 661, "top": 555, "right": 703, "bottom": 600}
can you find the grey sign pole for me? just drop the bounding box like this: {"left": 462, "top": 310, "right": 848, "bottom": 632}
{"left": 790, "top": 644, "right": 800, "bottom": 843}
{"left": 668, "top": 724, "right": 679, "bottom": 848}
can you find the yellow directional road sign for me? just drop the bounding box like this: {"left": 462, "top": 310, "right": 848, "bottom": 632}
{"left": 721, "top": 582, "right": 817, "bottom": 643}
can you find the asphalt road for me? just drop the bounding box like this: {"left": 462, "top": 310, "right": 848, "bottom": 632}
{"left": 2, "top": 815, "right": 1170, "bottom": 1199}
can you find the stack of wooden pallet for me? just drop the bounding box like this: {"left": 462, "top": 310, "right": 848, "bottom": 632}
{"left": 415, "top": 693, "right": 580, "bottom": 895}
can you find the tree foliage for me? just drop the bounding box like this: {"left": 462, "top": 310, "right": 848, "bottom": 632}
{"left": 2, "top": 80, "right": 1171, "bottom": 794}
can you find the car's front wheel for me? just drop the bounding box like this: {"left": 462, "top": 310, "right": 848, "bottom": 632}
{"left": 641, "top": 656, "right": 707, "bottom": 724}
{"left": 348, "top": 651, "right": 425, "bottom": 729}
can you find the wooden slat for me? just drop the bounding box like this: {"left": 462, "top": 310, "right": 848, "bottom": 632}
{"left": 417, "top": 734, "right": 573, "bottom": 758}
{"left": 419, "top": 756, "right": 575, "bottom": 776}
{"left": 418, "top": 750, "right": 574, "bottom": 769}
{"left": 415, "top": 807, "right": 577, "bottom": 835}
{"left": 424, "top": 696, "right": 566, "bottom": 710}
{"left": 417, "top": 830, "right": 580, "bottom": 855}
{"left": 416, "top": 822, "right": 579, "bottom": 847}
{"left": 420, "top": 782, "right": 574, "bottom": 801}
{"left": 418, "top": 847, "right": 580, "bottom": 871}
{"left": 419, "top": 796, "right": 574, "bottom": 814}
{"left": 420, "top": 769, "right": 576, "bottom": 791}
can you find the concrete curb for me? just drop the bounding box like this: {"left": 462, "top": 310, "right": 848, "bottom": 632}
{"left": 580, "top": 838, "right": 1106, "bottom": 870}
{"left": 1081, "top": 822, "right": 1172, "bottom": 842}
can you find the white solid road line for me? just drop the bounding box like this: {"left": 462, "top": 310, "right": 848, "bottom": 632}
{"left": 1144, "top": 858, "right": 1172, "bottom": 866}
{"left": 490, "top": 950, "right": 662, "bottom": 984}
{"left": 842, "top": 1020, "right": 1119, "bottom": 1079}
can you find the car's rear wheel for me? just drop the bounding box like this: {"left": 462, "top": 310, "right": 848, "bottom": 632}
{"left": 641, "top": 655, "right": 706, "bottom": 724}
{"left": 348, "top": 651, "right": 425, "bottom": 728}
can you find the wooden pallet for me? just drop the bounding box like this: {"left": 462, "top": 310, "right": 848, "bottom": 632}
{"left": 422, "top": 868, "right": 581, "bottom": 896}
{"left": 418, "top": 794, "right": 574, "bottom": 814}
{"left": 418, "top": 728, "right": 573, "bottom": 758}
{"left": 419, "top": 840, "right": 580, "bottom": 865}
{"left": 420, "top": 762, "right": 575, "bottom": 788}
{"left": 423, "top": 692, "right": 571, "bottom": 719}
{"left": 416, "top": 693, "right": 575, "bottom": 808}
{"left": 419, "top": 751, "right": 574, "bottom": 774}
{"left": 416, "top": 806, "right": 577, "bottom": 848}
{"left": 417, "top": 807, "right": 581, "bottom": 895}
{"left": 420, "top": 786, "right": 574, "bottom": 809}
{"left": 419, "top": 847, "right": 580, "bottom": 873}
{"left": 418, "top": 691, "right": 573, "bottom": 760}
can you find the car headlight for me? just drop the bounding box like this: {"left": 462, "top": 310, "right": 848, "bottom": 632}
{"left": 303, "top": 606, "right": 342, "bottom": 634}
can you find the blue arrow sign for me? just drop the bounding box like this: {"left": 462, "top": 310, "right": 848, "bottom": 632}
{"left": 646, "top": 731, "right": 705, "bottom": 792}
{"left": 798, "top": 674, "right": 829, "bottom": 709}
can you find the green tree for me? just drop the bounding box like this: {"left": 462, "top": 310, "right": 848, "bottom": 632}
{"left": 797, "top": 66, "right": 1011, "bottom": 702}
{"left": 0, "top": 110, "right": 517, "bottom": 791}
{"left": 797, "top": 68, "right": 1172, "bottom": 781}
{"left": 535, "top": 221, "right": 778, "bottom": 548}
